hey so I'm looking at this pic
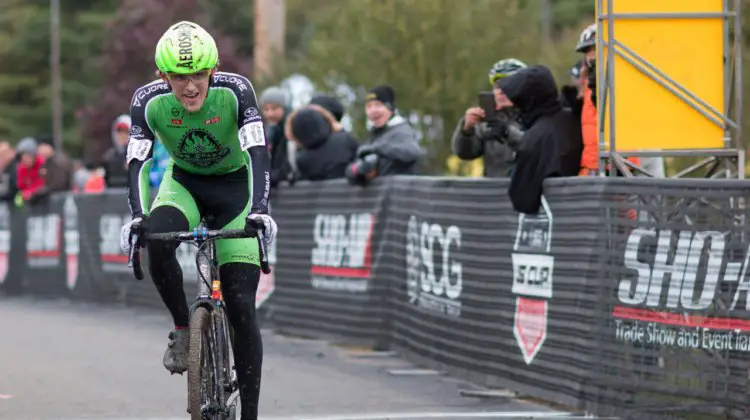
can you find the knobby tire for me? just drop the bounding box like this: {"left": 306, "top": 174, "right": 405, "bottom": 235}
{"left": 188, "top": 306, "right": 225, "bottom": 420}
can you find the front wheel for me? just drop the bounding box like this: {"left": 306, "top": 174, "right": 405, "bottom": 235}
{"left": 188, "top": 306, "right": 225, "bottom": 419}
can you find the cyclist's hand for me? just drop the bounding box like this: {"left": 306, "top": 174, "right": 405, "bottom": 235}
{"left": 120, "top": 216, "right": 148, "bottom": 253}
{"left": 245, "top": 213, "right": 277, "bottom": 246}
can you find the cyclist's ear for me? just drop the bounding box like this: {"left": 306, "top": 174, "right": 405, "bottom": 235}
{"left": 157, "top": 70, "right": 168, "bottom": 83}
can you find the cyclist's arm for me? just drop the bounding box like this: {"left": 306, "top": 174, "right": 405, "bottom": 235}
{"left": 223, "top": 74, "right": 271, "bottom": 214}
{"left": 126, "top": 85, "right": 159, "bottom": 218}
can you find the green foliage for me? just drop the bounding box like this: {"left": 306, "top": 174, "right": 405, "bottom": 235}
{"left": 80, "top": 0, "right": 252, "bottom": 163}
{"left": 0, "top": 0, "right": 747, "bottom": 176}
{"left": 290, "top": 0, "right": 588, "bottom": 173}
{"left": 0, "top": 0, "right": 118, "bottom": 157}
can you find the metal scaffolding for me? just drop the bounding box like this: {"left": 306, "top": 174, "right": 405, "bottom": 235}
{"left": 596, "top": 0, "right": 744, "bottom": 179}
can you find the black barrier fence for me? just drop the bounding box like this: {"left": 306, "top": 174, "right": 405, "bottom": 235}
{"left": 3, "top": 177, "right": 750, "bottom": 419}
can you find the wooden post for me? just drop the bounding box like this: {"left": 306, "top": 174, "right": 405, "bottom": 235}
{"left": 254, "top": 0, "right": 286, "bottom": 81}
{"left": 50, "top": 0, "right": 63, "bottom": 151}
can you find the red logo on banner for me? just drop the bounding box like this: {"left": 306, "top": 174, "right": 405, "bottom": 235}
{"left": 513, "top": 297, "right": 548, "bottom": 365}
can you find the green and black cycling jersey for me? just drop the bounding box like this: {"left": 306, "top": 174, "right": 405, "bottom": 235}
{"left": 125, "top": 72, "right": 271, "bottom": 218}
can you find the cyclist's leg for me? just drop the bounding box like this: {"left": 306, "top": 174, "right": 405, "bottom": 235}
{"left": 204, "top": 170, "right": 262, "bottom": 420}
{"left": 148, "top": 162, "right": 202, "bottom": 372}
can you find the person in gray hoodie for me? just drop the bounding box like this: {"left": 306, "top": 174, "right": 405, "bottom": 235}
{"left": 102, "top": 114, "right": 131, "bottom": 188}
{"left": 452, "top": 58, "right": 527, "bottom": 177}
{"left": 347, "top": 85, "right": 423, "bottom": 185}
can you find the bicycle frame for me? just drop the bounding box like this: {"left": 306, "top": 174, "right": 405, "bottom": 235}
{"left": 189, "top": 227, "right": 236, "bottom": 397}
{"left": 127, "top": 220, "right": 269, "bottom": 418}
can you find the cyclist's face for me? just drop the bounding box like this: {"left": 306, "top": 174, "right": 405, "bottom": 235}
{"left": 164, "top": 69, "right": 214, "bottom": 113}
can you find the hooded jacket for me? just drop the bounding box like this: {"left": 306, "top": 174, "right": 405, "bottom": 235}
{"left": 103, "top": 114, "right": 131, "bottom": 188}
{"left": 17, "top": 155, "right": 46, "bottom": 201}
{"left": 284, "top": 104, "right": 359, "bottom": 181}
{"left": 499, "top": 65, "right": 582, "bottom": 214}
{"left": 359, "top": 114, "right": 423, "bottom": 176}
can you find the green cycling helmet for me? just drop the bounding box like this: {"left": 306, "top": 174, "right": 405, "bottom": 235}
{"left": 488, "top": 58, "right": 527, "bottom": 85}
{"left": 155, "top": 21, "right": 219, "bottom": 74}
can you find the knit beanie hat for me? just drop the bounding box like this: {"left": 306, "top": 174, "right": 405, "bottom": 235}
{"left": 16, "top": 137, "right": 38, "bottom": 155}
{"left": 366, "top": 85, "right": 395, "bottom": 111}
{"left": 259, "top": 86, "right": 290, "bottom": 108}
{"left": 291, "top": 108, "right": 331, "bottom": 148}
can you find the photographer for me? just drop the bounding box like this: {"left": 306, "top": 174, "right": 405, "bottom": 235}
{"left": 451, "top": 58, "right": 527, "bottom": 178}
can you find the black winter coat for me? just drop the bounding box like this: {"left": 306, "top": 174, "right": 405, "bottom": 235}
{"left": 499, "top": 65, "right": 583, "bottom": 214}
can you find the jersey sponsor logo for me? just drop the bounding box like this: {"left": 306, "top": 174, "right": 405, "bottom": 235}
{"left": 130, "top": 125, "right": 143, "bottom": 135}
{"left": 171, "top": 118, "right": 183, "bottom": 126}
{"left": 214, "top": 74, "right": 248, "bottom": 92}
{"left": 175, "top": 23, "right": 195, "bottom": 70}
{"left": 171, "top": 107, "right": 181, "bottom": 117}
{"left": 205, "top": 116, "right": 221, "bottom": 125}
{"left": 132, "top": 83, "right": 168, "bottom": 107}
{"left": 175, "top": 129, "right": 230, "bottom": 168}
{"left": 239, "top": 121, "right": 265, "bottom": 150}
{"left": 244, "top": 107, "right": 259, "bottom": 119}
{"left": 242, "top": 107, "right": 262, "bottom": 125}
{"left": 126, "top": 138, "right": 152, "bottom": 163}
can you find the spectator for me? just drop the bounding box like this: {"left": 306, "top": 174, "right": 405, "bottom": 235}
{"left": 83, "top": 165, "right": 106, "bottom": 193}
{"left": 498, "top": 65, "right": 583, "bottom": 214}
{"left": 15, "top": 137, "right": 46, "bottom": 206}
{"left": 102, "top": 115, "right": 131, "bottom": 188}
{"left": 0, "top": 142, "right": 18, "bottom": 202}
{"left": 71, "top": 159, "right": 90, "bottom": 193}
{"left": 452, "top": 59, "right": 527, "bottom": 178}
{"left": 259, "top": 86, "right": 293, "bottom": 188}
{"left": 575, "top": 23, "right": 639, "bottom": 176}
{"left": 285, "top": 104, "right": 358, "bottom": 181}
{"left": 310, "top": 94, "right": 345, "bottom": 123}
{"left": 560, "top": 60, "right": 585, "bottom": 113}
{"left": 36, "top": 134, "right": 72, "bottom": 194}
{"left": 346, "top": 85, "right": 423, "bottom": 185}
{"left": 0, "top": 141, "right": 22, "bottom": 296}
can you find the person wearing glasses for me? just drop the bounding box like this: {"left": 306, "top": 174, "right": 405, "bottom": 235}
{"left": 119, "top": 20, "right": 276, "bottom": 420}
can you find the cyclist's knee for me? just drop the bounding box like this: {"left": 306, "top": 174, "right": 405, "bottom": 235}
{"left": 219, "top": 263, "right": 260, "bottom": 311}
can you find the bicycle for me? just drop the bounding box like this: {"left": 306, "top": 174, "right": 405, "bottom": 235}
{"left": 127, "top": 217, "right": 271, "bottom": 420}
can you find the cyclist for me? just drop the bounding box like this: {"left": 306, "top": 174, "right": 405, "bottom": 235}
{"left": 119, "top": 21, "right": 276, "bottom": 420}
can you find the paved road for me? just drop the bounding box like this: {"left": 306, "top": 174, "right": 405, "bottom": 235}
{"left": 0, "top": 297, "right": 584, "bottom": 420}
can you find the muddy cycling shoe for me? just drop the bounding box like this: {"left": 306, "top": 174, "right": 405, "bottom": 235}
{"left": 163, "top": 329, "right": 189, "bottom": 374}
